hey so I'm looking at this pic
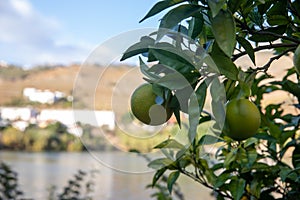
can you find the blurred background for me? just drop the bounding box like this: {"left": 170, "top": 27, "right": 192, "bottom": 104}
{"left": 0, "top": 0, "right": 214, "bottom": 199}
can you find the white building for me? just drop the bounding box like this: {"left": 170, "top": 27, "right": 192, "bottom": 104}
{"left": 0, "top": 107, "right": 37, "bottom": 122}
{"left": 23, "top": 87, "right": 67, "bottom": 104}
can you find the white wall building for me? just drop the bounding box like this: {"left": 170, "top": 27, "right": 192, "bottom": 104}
{"left": 0, "top": 107, "right": 115, "bottom": 134}
{"left": 23, "top": 87, "right": 67, "bottom": 104}
{"left": 0, "top": 107, "right": 37, "bottom": 122}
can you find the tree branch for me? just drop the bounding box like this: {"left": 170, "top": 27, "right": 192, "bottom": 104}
{"left": 179, "top": 169, "right": 234, "bottom": 200}
{"left": 256, "top": 47, "right": 296, "bottom": 72}
{"left": 232, "top": 43, "right": 297, "bottom": 62}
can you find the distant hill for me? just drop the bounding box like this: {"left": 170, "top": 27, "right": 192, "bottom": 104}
{"left": 0, "top": 64, "right": 144, "bottom": 115}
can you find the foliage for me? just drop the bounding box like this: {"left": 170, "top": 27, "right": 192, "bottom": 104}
{"left": 0, "top": 161, "right": 97, "bottom": 200}
{"left": 122, "top": 0, "right": 300, "bottom": 199}
{"left": 56, "top": 169, "right": 98, "bottom": 200}
{"left": 0, "top": 162, "right": 24, "bottom": 200}
{"left": 0, "top": 122, "right": 83, "bottom": 152}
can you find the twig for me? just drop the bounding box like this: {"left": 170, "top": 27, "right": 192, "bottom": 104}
{"left": 179, "top": 169, "right": 234, "bottom": 199}
{"left": 232, "top": 43, "right": 297, "bottom": 62}
{"left": 256, "top": 47, "right": 296, "bottom": 72}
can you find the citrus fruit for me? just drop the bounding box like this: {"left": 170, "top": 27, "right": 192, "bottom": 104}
{"left": 225, "top": 99, "right": 261, "bottom": 141}
{"left": 130, "top": 83, "right": 172, "bottom": 126}
{"left": 293, "top": 45, "right": 300, "bottom": 74}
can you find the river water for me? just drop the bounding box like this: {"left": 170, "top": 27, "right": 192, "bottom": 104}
{"left": 1, "top": 151, "right": 213, "bottom": 200}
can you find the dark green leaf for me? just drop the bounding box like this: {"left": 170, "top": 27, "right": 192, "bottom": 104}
{"left": 228, "top": 0, "right": 247, "bottom": 13}
{"left": 250, "top": 177, "right": 262, "bottom": 199}
{"left": 214, "top": 171, "right": 231, "bottom": 188}
{"left": 188, "top": 15, "right": 204, "bottom": 39}
{"left": 292, "top": 145, "right": 300, "bottom": 169}
{"left": 281, "top": 80, "right": 300, "bottom": 100}
{"left": 158, "top": 4, "right": 202, "bottom": 40}
{"left": 211, "top": 9, "right": 236, "bottom": 57}
{"left": 267, "top": 15, "right": 289, "bottom": 26}
{"left": 249, "top": 26, "right": 287, "bottom": 42}
{"left": 149, "top": 45, "right": 196, "bottom": 75}
{"left": 228, "top": 178, "right": 246, "bottom": 200}
{"left": 167, "top": 171, "right": 180, "bottom": 194}
{"left": 152, "top": 168, "right": 167, "bottom": 187}
{"left": 140, "top": 0, "right": 186, "bottom": 23}
{"left": 236, "top": 36, "right": 255, "bottom": 65}
{"left": 121, "top": 36, "right": 155, "bottom": 61}
{"left": 210, "top": 42, "right": 238, "bottom": 80}
{"left": 224, "top": 149, "right": 237, "bottom": 168}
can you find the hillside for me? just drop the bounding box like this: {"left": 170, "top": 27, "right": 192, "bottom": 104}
{"left": 0, "top": 64, "right": 144, "bottom": 113}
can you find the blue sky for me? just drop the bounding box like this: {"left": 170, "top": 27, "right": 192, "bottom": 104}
{"left": 0, "top": 0, "right": 160, "bottom": 67}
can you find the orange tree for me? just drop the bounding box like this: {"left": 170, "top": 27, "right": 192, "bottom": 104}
{"left": 121, "top": 0, "right": 300, "bottom": 199}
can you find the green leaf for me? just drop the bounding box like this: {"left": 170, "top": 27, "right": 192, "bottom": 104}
{"left": 188, "top": 15, "right": 204, "bottom": 39}
{"left": 228, "top": 0, "right": 246, "bottom": 13}
{"left": 281, "top": 80, "right": 300, "bottom": 100}
{"left": 149, "top": 45, "right": 196, "bottom": 75}
{"left": 208, "top": 0, "right": 226, "bottom": 17}
{"left": 214, "top": 171, "right": 231, "bottom": 188}
{"left": 156, "top": 72, "right": 190, "bottom": 90}
{"left": 210, "top": 78, "right": 226, "bottom": 129}
{"left": 121, "top": 36, "right": 155, "bottom": 61}
{"left": 292, "top": 145, "right": 300, "bottom": 169}
{"left": 250, "top": 177, "right": 262, "bottom": 199}
{"left": 152, "top": 167, "right": 167, "bottom": 187}
{"left": 279, "top": 166, "right": 295, "bottom": 182}
{"left": 188, "top": 93, "right": 200, "bottom": 142}
{"left": 249, "top": 26, "right": 287, "bottom": 42}
{"left": 167, "top": 171, "right": 180, "bottom": 194}
{"left": 267, "top": 15, "right": 289, "bottom": 26}
{"left": 139, "top": 57, "right": 160, "bottom": 81}
{"left": 148, "top": 158, "right": 174, "bottom": 170}
{"left": 211, "top": 9, "right": 236, "bottom": 57}
{"left": 236, "top": 36, "right": 255, "bottom": 65}
{"left": 139, "top": 0, "right": 186, "bottom": 23}
{"left": 195, "top": 81, "right": 207, "bottom": 113}
{"left": 154, "top": 139, "right": 185, "bottom": 149}
{"left": 198, "top": 134, "right": 224, "bottom": 145}
{"left": 224, "top": 149, "right": 237, "bottom": 168}
{"left": 228, "top": 178, "right": 246, "bottom": 200}
{"left": 210, "top": 42, "right": 238, "bottom": 80}
{"left": 158, "top": 4, "right": 202, "bottom": 40}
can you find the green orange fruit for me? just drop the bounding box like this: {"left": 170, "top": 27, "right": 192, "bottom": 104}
{"left": 130, "top": 83, "right": 172, "bottom": 126}
{"left": 225, "top": 99, "right": 261, "bottom": 141}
